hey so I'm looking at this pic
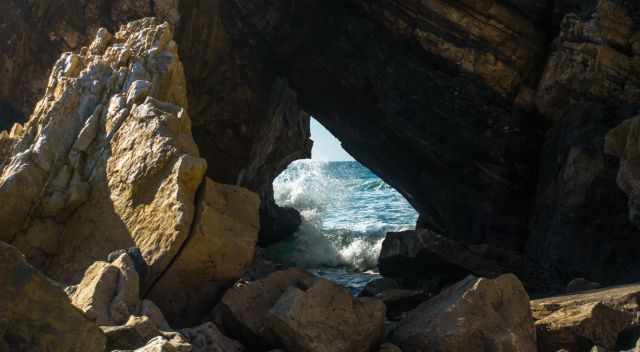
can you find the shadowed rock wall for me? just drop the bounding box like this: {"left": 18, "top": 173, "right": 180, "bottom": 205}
{"left": 2, "top": 0, "right": 640, "bottom": 289}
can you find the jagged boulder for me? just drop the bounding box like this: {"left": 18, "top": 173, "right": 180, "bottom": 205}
{"left": 267, "top": 278, "right": 386, "bottom": 352}
{"left": 532, "top": 284, "right": 640, "bottom": 351}
{"left": 0, "top": 241, "right": 105, "bottom": 352}
{"left": 69, "top": 252, "right": 142, "bottom": 326}
{"left": 147, "top": 178, "right": 260, "bottom": 327}
{"left": 0, "top": 18, "right": 206, "bottom": 289}
{"left": 389, "top": 274, "right": 537, "bottom": 352}
{"left": 214, "top": 268, "right": 316, "bottom": 350}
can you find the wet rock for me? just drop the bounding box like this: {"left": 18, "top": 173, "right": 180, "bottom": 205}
{"left": 0, "top": 241, "right": 105, "bottom": 352}
{"left": 375, "top": 289, "right": 431, "bottom": 321}
{"left": 267, "top": 278, "right": 386, "bottom": 352}
{"left": 389, "top": 274, "right": 536, "bottom": 352}
{"left": 214, "top": 268, "right": 316, "bottom": 350}
{"left": 360, "top": 277, "right": 401, "bottom": 297}
{"left": 242, "top": 247, "right": 289, "bottom": 282}
{"left": 147, "top": 178, "right": 260, "bottom": 328}
{"left": 180, "top": 322, "right": 244, "bottom": 352}
{"left": 531, "top": 284, "right": 640, "bottom": 351}
{"left": 259, "top": 201, "right": 302, "bottom": 247}
{"left": 567, "top": 278, "right": 602, "bottom": 293}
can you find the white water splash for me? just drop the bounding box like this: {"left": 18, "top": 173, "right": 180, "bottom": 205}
{"left": 270, "top": 160, "right": 417, "bottom": 271}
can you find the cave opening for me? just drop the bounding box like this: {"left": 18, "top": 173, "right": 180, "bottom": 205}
{"left": 265, "top": 117, "right": 418, "bottom": 294}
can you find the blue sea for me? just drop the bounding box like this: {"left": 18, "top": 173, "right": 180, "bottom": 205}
{"left": 266, "top": 160, "right": 418, "bottom": 294}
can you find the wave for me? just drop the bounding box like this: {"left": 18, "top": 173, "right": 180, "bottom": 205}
{"left": 270, "top": 160, "right": 418, "bottom": 271}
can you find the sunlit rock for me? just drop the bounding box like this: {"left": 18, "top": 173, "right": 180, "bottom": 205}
{"left": 147, "top": 178, "right": 260, "bottom": 327}
{"left": 0, "top": 18, "right": 206, "bottom": 289}
{"left": 389, "top": 274, "right": 537, "bottom": 352}
{"left": 267, "top": 278, "right": 386, "bottom": 352}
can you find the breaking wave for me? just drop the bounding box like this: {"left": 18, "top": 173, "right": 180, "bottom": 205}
{"left": 268, "top": 160, "right": 418, "bottom": 272}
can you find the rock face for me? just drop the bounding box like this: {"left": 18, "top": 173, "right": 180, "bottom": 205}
{"left": 378, "top": 229, "right": 549, "bottom": 293}
{"left": 527, "top": 0, "right": 640, "bottom": 285}
{"left": 180, "top": 322, "right": 245, "bottom": 352}
{"left": 267, "top": 278, "right": 386, "bottom": 352}
{"left": 69, "top": 253, "right": 142, "bottom": 326}
{"left": 215, "top": 268, "right": 316, "bottom": 350}
{"left": 531, "top": 284, "right": 640, "bottom": 351}
{"left": 389, "top": 274, "right": 537, "bottom": 352}
{"left": 147, "top": 178, "right": 260, "bottom": 328}
{"left": 0, "top": 17, "right": 263, "bottom": 330}
{"left": 3, "top": 0, "right": 640, "bottom": 320}
{"left": 606, "top": 115, "right": 640, "bottom": 228}
{"left": 0, "top": 241, "right": 105, "bottom": 352}
{"left": 285, "top": 0, "right": 545, "bottom": 253}
{"left": 0, "top": 0, "right": 311, "bottom": 248}
{"left": 0, "top": 18, "right": 205, "bottom": 289}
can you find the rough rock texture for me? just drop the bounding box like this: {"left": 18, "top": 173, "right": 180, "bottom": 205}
{"left": 389, "top": 274, "right": 537, "bottom": 352}
{"left": 130, "top": 334, "right": 192, "bottom": 352}
{"left": 3, "top": 0, "right": 640, "bottom": 300}
{"left": 606, "top": 115, "right": 640, "bottom": 228}
{"left": 147, "top": 177, "right": 260, "bottom": 328}
{"left": 0, "top": 0, "right": 163, "bottom": 120}
{"left": 180, "top": 322, "right": 245, "bottom": 352}
{"left": 0, "top": 241, "right": 105, "bottom": 352}
{"left": 69, "top": 253, "right": 141, "bottom": 326}
{"left": 531, "top": 284, "right": 640, "bottom": 351}
{"left": 0, "top": 0, "right": 311, "bottom": 247}
{"left": 378, "top": 229, "right": 550, "bottom": 293}
{"left": 527, "top": 1, "right": 640, "bottom": 285}
{"left": 0, "top": 18, "right": 206, "bottom": 290}
{"left": 267, "top": 278, "right": 386, "bottom": 352}
{"left": 214, "top": 268, "right": 316, "bottom": 350}
{"left": 102, "top": 315, "right": 165, "bottom": 351}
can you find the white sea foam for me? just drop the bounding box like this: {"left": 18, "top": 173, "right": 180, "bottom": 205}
{"left": 271, "top": 160, "right": 418, "bottom": 271}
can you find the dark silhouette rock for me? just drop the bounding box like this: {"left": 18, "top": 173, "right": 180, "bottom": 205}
{"left": 0, "top": 241, "right": 105, "bottom": 352}
{"left": 566, "top": 278, "right": 602, "bottom": 293}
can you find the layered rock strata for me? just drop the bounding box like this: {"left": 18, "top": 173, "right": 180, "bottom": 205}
{"left": 0, "top": 18, "right": 260, "bottom": 329}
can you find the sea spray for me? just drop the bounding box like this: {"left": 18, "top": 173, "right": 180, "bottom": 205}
{"left": 268, "top": 160, "right": 418, "bottom": 284}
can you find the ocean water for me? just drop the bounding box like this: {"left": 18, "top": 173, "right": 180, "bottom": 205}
{"left": 267, "top": 160, "right": 418, "bottom": 294}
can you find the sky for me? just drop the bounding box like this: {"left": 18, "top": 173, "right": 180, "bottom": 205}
{"left": 310, "top": 117, "right": 354, "bottom": 161}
